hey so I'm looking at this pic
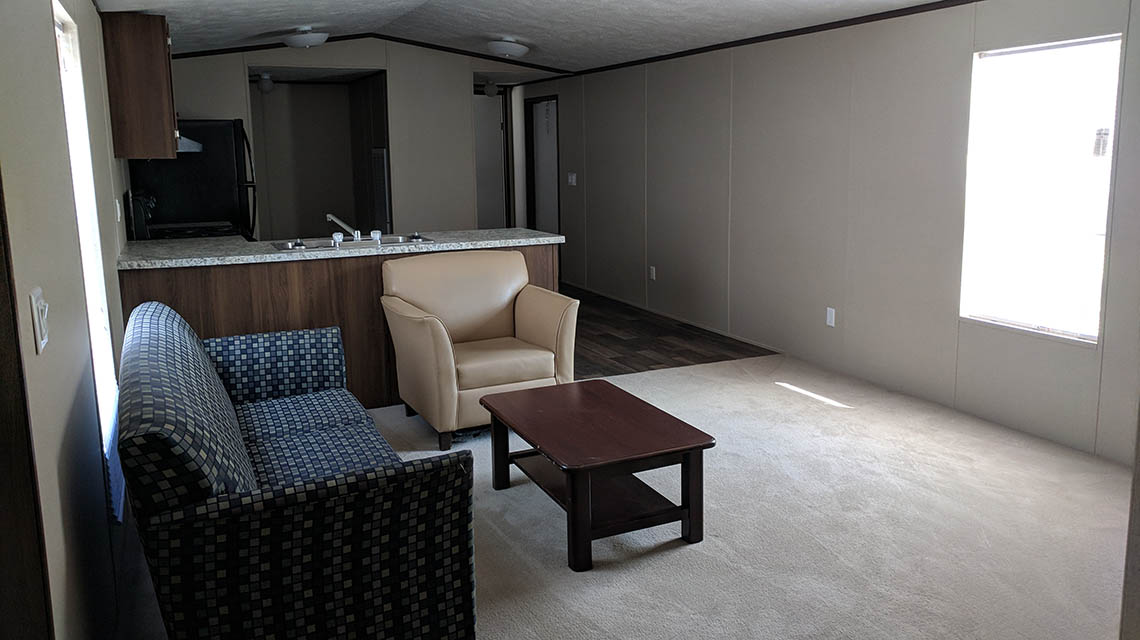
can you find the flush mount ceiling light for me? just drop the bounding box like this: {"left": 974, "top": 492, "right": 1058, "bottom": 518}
{"left": 487, "top": 38, "right": 530, "bottom": 58}
{"left": 283, "top": 26, "right": 329, "bottom": 49}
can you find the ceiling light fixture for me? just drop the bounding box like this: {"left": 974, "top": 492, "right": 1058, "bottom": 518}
{"left": 283, "top": 26, "right": 329, "bottom": 49}
{"left": 487, "top": 38, "right": 529, "bottom": 58}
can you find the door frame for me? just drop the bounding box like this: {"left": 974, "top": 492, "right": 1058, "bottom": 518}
{"left": 523, "top": 95, "right": 560, "bottom": 233}
{"left": 0, "top": 167, "right": 55, "bottom": 637}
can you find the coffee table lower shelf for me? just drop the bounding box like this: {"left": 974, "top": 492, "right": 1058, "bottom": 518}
{"left": 511, "top": 450, "right": 686, "bottom": 540}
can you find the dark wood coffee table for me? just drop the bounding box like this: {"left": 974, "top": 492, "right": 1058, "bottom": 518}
{"left": 480, "top": 380, "right": 715, "bottom": 571}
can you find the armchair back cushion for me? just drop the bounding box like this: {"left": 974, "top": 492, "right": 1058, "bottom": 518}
{"left": 382, "top": 250, "right": 529, "bottom": 343}
{"left": 118, "top": 302, "right": 258, "bottom": 514}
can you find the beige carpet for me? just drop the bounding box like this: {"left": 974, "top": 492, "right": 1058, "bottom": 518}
{"left": 371, "top": 355, "right": 1131, "bottom": 640}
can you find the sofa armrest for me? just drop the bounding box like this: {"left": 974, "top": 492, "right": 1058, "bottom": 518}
{"left": 138, "top": 451, "right": 476, "bottom": 640}
{"left": 515, "top": 285, "right": 580, "bottom": 383}
{"left": 381, "top": 296, "right": 460, "bottom": 430}
{"left": 203, "top": 327, "right": 346, "bottom": 404}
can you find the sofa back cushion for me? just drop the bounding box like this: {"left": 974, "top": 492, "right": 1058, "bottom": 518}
{"left": 118, "top": 302, "right": 258, "bottom": 514}
{"left": 382, "top": 250, "right": 530, "bottom": 343}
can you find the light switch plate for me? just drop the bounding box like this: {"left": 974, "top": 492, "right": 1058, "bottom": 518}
{"left": 826, "top": 307, "right": 836, "bottom": 328}
{"left": 567, "top": 172, "right": 577, "bottom": 186}
{"left": 649, "top": 266, "right": 656, "bottom": 281}
{"left": 30, "top": 287, "right": 49, "bottom": 353}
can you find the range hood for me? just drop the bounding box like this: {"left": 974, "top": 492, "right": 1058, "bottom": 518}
{"left": 176, "top": 134, "right": 203, "bottom": 153}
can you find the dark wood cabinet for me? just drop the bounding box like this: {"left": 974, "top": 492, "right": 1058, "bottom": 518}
{"left": 101, "top": 12, "right": 177, "bottom": 159}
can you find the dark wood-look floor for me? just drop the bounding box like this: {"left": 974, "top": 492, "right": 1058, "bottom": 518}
{"left": 562, "top": 284, "right": 776, "bottom": 380}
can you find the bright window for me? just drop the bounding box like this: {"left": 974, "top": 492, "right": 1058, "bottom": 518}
{"left": 54, "top": 2, "right": 121, "bottom": 510}
{"left": 960, "top": 35, "right": 1122, "bottom": 342}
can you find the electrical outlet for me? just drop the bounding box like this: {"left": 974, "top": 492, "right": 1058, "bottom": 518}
{"left": 649, "top": 266, "right": 656, "bottom": 281}
{"left": 567, "top": 172, "right": 577, "bottom": 186}
{"left": 30, "top": 287, "right": 49, "bottom": 353}
{"left": 826, "top": 307, "right": 836, "bottom": 328}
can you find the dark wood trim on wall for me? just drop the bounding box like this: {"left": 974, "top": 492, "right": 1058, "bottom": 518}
{"left": 370, "top": 33, "right": 569, "bottom": 74}
{"left": 172, "top": 32, "right": 379, "bottom": 59}
{"left": 172, "top": 31, "right": 572, "bottom": 74}
{"left": 503, "top": 88, "right": 518, "bottom": 228}
{"left": 498, "top": 91, "right": 514, "bottom": 229}
{"left": 0, "top": 170, "right": 55, "bottom": 637}
{"left": 511, "top": 0, "right": 984, "bottom": 88}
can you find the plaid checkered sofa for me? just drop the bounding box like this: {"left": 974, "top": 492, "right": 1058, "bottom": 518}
{"left": 117, "top": 302, "right": 475, "bottom": 639}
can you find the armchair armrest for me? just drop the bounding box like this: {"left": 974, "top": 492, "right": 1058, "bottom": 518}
{"left": 138, "top": 451, "right": 476, "bottom": 640}
{"left": 515, "top": 284, "right": 580, "bottom": 383}
{"left": 203, "top": 327, "right": 346, "bottom": 404}
{"left": 381, "top": 296, "right": 460, "bottom": 430}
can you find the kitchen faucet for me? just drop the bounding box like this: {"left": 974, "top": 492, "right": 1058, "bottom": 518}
{"left": 326, "top": 213, "right": 360, "bottom": 241}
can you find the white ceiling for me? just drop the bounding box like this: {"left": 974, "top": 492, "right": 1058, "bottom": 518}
{"left": 96, "top": 0, "right": 936, "bottom": 72}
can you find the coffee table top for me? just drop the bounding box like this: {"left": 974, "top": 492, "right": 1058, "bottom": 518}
{"left": 480, "top": 380, "right": 715, "bottom": 470}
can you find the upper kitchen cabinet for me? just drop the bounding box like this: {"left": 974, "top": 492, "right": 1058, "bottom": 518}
{"left": 101, "top": 12, "right": 178, "bottom": 159}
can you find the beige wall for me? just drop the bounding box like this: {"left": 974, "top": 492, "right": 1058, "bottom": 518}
{"left": 0, "top": 0, "right": 119, "bottom": 636}
{"left": 525, "top": 0, "right": 1140, "bottom": 464}
{"left": 171, "top": 38, "right": 547, "bottom": 236}
{"left": 386, "top": 42, "right": 477, "bottom": 233}
{"left": 583, "top": 66, "right": 647, "bottom": 306}
{"left": 250, "top": 83, "right": 356, "bottom": 239}
{"left": 647, "top": 51, "right": 732, "bottom": 332}
{"left": 171, "top": 53, "right": 250, "bottom": 121}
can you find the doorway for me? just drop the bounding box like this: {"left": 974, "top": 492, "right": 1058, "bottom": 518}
{"left": 525, "top": 96, "right": 560, "bottom": 234}
{"left": 248, "top": 67, "right": 391, "bottom": 240}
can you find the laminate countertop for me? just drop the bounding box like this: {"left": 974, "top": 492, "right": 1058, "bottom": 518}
{"left": 117, "top": 228, "right": 565, "bottom": 270}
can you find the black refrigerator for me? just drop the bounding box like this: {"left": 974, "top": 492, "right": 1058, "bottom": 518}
{"left": 128, "top": 119, "right": 256, "bottom": 240}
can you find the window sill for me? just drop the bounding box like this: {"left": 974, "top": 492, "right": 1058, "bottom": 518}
{"left": 958, "top": 316, "right": 1099, "bottom": 350}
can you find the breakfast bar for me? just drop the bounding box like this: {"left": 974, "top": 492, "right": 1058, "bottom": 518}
{"left": 118, "top": 228, "right": 564, "bottom": 407}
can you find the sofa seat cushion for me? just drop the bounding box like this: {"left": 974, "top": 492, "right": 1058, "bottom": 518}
{"left": 453, "top": 337, "right": 555, "bottom": 390}
{"left": 247, "top": 422, "right": 401, "bottom": 488}
{"left": 235, "top": 389, "right": 369, "bottom": 443}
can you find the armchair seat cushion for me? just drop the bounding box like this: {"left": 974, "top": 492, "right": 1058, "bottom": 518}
{"left": 235, "top": 388, "right": 369, "bottom": 443}
{"left": 453, "top": 337, "right": 555, "bottom": 390}
{"left": 247, "top": 422, "right": 401, "bottom": 488}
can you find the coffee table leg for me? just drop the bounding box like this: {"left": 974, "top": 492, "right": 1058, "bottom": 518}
{"left": 491, "top": 416, "right": 510, "bottom": 490}
{"left": 681, "top": 449, "right": 704, "bottom": 543}
{"left": 567, "top": 470, "right": 593, "bottom": 571}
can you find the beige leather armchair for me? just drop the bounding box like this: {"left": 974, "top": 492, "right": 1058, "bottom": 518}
{"left": 381, "top": 250, "right": 579, "bottom": 450}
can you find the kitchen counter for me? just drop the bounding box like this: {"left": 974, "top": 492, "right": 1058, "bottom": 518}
{"left": 117, "top": 228, "right": 564, "bottom": 407}
{"left": 117, "top": 228, "right": 565, "bottom": 270}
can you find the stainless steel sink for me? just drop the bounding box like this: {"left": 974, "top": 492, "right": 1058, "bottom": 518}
{"left": 272, "top": 234, "right": 433, "bottom": 252}
{"left": 382, "top": 234, "right": 433, "bottom": 244}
